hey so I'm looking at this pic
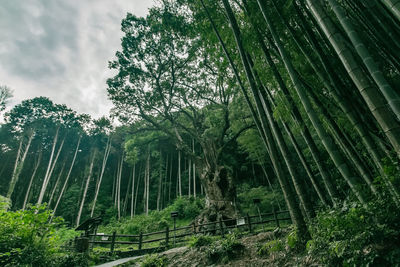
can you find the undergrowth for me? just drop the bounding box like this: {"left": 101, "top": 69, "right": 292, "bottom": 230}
{"left": 188, "top": 234, "right": 217, "bottom": 248}
{"left": 140, "top": 254, "right": 167, "bottom": 267}
{"left": 0, "top": 202, "right": 82, "bottom": 267}
{"left": 307, "top": 196, "right": 400, "bottom": 266}
{"left": 205, "top": 233, "right": 244, "bottom": 264}
{"left": 100, "top": 197, "right": 204, "bottom": 235}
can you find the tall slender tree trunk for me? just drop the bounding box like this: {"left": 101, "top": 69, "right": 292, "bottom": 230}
{"left": 48, "top": 161, "right": 66, "bottom": 207}
{"left": 382, "top": 0, "right": 400, "bottom": 22}
{"left": 282, "top": 116, "right": 328, "bottom": 206}
{"left": 134, "top": 163, "right": 142, "bottom": 217}
{"left": 113, "top": 166, "right": 118, "bottom": 208}
{"left": 76, "top": 153, "right": 95, "bottom": 227}
{"left": 117, "top": 156, "right": 123, "bottom": 220}
{"left": 7, "top": 130, "right": 35, "bottom": 198}
{"left": 123, "top": 170, "right": 132, "bottom": 216}
{"left": 248, "top": 56, "right": 315, "bottom": 218}
{"left": 146, "top": 149, "right": 150, "bottom": 215}
{"left": 162, "top": 155, "right": 168, "bottom": 209}
{"left": 38, "top": 129, "right": 66, "bottom": 205}
{"left": 328, "top": 0, "right": 400, "bottom": 121}
{"left": 178, "top": 150, "right": 182, "bottom": 197}
{"left": 188, "top": 157, "right": 191, "bottom": 197}
{"left": 52, "top": 136, "right": 81, "bottom": 217}
{"left": 90, "top": 137, "right": 112, "bottom": 217}
{"left": 305, "top": 83, "right": 378, "bottom": 196}
{"left": 293, "top": 0, "right": 387, "bottom": 172}
{"left": 23, "top": 150, "right": 42, "bottom": 210}
{"left": 220, "top": 0, "right": 309, "bottom": 239}
{"left": 8, "top": 139, "right": 22, "bottom": 198}
{"left": 345, "top": 0, "right": 400, "bottom": 69}
{"left": 157, "top": 151, "right": 162, "bottom": 210}
{"left": 143, "top": 158, "right": 147, "bottom": 213}
{"left": 293, "top": 1, "right": 400, "bottom": 201}
{"left": 168, "top": 154, "right": 172, "bottom": 203}
{"left": 38, "top": 128, "right": 59, "bottom": 204}
{"left": 257, "top": 0, "right": 365, "bottom": 204}
{"left": 131, "top": 163, "right": 136, "bottom": 218}
{"left": 258, "top": 85, "right": 315, "bottom": 218}
{"left": 248, "top": 0, "right": 334, "bottom": 206}
{"left": 306, "top": 0, "right": 400, "bottom": 157}
{"left": 45, "top": 136, "right": 65, "bottom": 201}
{"left": 193, "top": 139, "right": 196, "bottom": 198}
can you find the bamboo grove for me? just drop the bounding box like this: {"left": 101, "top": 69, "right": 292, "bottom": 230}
{"left": 1, "top": 0, "right": 400, "bottom": 243}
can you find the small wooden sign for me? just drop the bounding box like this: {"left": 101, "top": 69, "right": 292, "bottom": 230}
{"left": 236, "top": 218, "right": 245, "bottom": 226}
{"left": 97, "top": 233, "right": 109, "bottom": 241}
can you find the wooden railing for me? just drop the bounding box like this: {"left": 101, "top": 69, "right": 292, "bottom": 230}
{"left": 84, "top": 209, "right": 291, "bottom": 253}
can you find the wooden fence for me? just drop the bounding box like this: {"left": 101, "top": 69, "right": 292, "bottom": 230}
{"left": 83, "top": 209, "right": 291, "bottom": 253}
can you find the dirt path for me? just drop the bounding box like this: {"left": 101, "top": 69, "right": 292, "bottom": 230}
{"left": 94, "top": 246, "right": 188, "bottom": 267}
{"left": 94, "top": 256, "right": 145, "bottom": 267}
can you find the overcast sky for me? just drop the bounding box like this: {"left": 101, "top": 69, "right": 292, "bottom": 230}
{"left": 0, "top": 0, "right": 154, "bottom": 120}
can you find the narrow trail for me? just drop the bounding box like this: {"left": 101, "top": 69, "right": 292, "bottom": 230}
{"left": 94, "top": 246, "right": 187, "bottom": 267}
{"left": 94, "top": 256, "right": 144, "bottom": 267}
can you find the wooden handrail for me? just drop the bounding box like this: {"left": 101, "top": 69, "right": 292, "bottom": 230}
{"left": 142, "top": 230, "right": 166, "bottom": 237}
{"left": 141, "top": 236, "right": 167, "bottom": 244}
{"left": 87, "top": 209, "right": 291, "bottom": 253}
{"left": 115, "top": 234, "right": 140, "bottom": 238}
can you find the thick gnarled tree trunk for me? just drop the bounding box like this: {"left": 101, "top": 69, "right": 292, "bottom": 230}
{"left": 195, "top": 144, "right": 236, "bottom": 226}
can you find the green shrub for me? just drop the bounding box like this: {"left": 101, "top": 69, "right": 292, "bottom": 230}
{"left": 307, "top": 197, "right": 400, "bottom": 266}
{"left": 206, "top": 233, "right": 244, "bottom": 264}
{"left": 163, "top": 196, "right": 204, "bottom": 220}
{"left": 188, "top": 234, "right": 215, "bottom": 248}
{"left": 287, "top": 228, "right": 299, "bottom": 250}
{"left": 140, "top": 254, "right": 167, "bottom": 267}
{"left": 0, "top": 204, "right": 80, "bottom": 266}
{"left": 53, "top": 253, "right": 89, "bottom": 267}
{"left": 101, "top": 197, "right": 204, "bottom": 235}
{"left": 258, "top": 240, "right": 284, "bottom": 256}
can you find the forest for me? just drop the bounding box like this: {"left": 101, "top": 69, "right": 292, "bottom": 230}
{"left": 1, "top": 0, "right": 400, "bottom": 266}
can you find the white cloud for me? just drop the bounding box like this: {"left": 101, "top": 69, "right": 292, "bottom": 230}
{"left": 0, "top": 0, "right": 154, "bottom": 120}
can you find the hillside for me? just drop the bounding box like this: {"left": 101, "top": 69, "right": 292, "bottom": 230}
{"left": 119, "top": 230, "right": 318, "bottom": 267}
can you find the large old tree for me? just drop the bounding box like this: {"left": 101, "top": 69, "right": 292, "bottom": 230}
{"left": 107, "top": 2, "right": 251, "bottom": 223}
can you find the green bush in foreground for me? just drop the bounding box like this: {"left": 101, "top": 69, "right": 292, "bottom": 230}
{"left": 140, "top": 254, "right": 167, "bottom": 267}
{"left": 206, "top": 233, "right": 244, "bottom": 264}
{"left": 188, "top": 234, "right": 216, "bottom": 248}
{"left": 307, "top": 197, "right": 400, "bottom": 266}
{"left": 258, "top": 240, "right": 284, "bottom": 256}
{"left": 0, "top": 203, "right": 81, "bottom": 267}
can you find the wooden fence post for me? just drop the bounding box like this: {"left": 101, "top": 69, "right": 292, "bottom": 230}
{"left": 139, "top": 232, "right": 143, "bottom": 250}
{"left": 192, "top": 222, "right": 197, "bottom": 234}
{"left": 219, "top": 218, "right": 225, "bottom": 237}
{"left": 110, "top": 231, "right": 116, "bottom": 253}
{"left": 165, "top": 226, "right": 169, "bottom": 248}
{"left": 273, "top": 208, "right": 280, "bottom": 228}
{"left": 247, "top": 213, "right": 252, "bottom": 233}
